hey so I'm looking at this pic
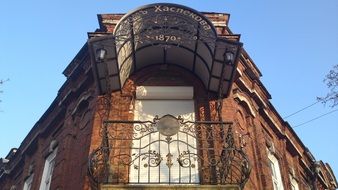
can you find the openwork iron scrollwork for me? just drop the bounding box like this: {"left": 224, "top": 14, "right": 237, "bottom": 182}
{"left": 177, "top": 150, "right": 197, "bottom": 168}
{"left": 132, "top": 150, "right": 162, "bottom": 169}
{"left": 88, "top": 115, "right": 251, "bottom": 187}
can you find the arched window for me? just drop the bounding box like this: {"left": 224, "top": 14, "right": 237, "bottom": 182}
{"left": 39, "top": 144, "right": 58, "bottom": 190}
{"left": 267, "top": 149, "right": 284, "bottom": 190}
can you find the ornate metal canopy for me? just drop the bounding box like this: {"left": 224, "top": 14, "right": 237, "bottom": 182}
{"left": 88, "top": 3, "right": 242, "bottom": 96}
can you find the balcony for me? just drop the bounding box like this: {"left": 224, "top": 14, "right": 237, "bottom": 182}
{"left": 88, "top": 115, "right": 251, "bottom": 189}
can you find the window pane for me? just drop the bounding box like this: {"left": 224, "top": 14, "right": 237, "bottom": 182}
{"left": 130, "top": 99, "right": 199, "bottom": 184}
{"left": 23, "top": 174, "right": 34, "bottom": 190}
{"left": 39, "top": 148, "right": 57, "bottom": 190}
{"left": 269, "top": 160, "right": 277, "bottom": 178}
{"left": 268, "top": 152, "right": 284, "bottom": 190}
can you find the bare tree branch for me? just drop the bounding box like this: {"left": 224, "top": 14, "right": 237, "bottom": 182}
{"left": 318, "top": 64, "right": 338, "bottom": 107}
{"left": 0, "top": 78, "right": 9, "bottom": 103}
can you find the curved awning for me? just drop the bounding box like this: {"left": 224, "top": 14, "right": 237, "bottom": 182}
{"left": 89, "top": 3, "right": 242, "bottom": 97}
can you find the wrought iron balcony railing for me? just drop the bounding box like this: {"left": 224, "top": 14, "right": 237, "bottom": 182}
{"left": 88, "top": 115, "right": 251, "bottom": 188}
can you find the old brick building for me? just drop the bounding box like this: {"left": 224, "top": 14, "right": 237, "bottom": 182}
{"left": 0, "top": 3, "right": 337, "bottom": 190}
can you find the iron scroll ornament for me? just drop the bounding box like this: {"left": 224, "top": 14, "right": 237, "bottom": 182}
{"left": 88, "top": 115, "right": 251, "bottom": 187}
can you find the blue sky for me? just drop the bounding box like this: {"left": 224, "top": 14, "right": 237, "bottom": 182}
{"left": 1, "top": 0, "right": 338, "bottom": 177}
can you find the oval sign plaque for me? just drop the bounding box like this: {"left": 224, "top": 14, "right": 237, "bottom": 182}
{"left": 156, "top": 115, "right": 180, "bottom": 136}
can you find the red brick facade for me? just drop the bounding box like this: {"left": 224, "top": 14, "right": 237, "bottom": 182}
{"left": 1, "top": 4, "right": 337, "bottom": 190}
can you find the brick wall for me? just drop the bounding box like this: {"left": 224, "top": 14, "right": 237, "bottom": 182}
{"left": 1, "top": 9, "right": 336, "bottom": 190}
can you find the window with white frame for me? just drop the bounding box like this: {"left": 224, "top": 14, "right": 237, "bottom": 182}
{"left": 290, "top": 175, "right": 299, "bottom": 190}
{"left": 39, "top": 147, "right": 57, "bottom": 190}
{"left": 129, "top": 86, "right": 199, "bottom": 184}
{"left": 23, "top": 174, "right": 34, "bottom": 190}
{"left": 268, "top": 149, "right": 284, "bottom": 190}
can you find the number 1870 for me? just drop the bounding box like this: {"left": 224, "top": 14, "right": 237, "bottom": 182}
{"left": 155, "top": 35, "right": 178, "bottom": 41}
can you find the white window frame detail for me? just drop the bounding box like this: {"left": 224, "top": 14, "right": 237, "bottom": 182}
{"left": 268, "top": 149, "right": 284, "bottom": 190}
{"left": 23, "top": 174, "right": 34, "bottom": 190}
{"left": 290, "top": 175, "right": 299, "bottom": 190}
{"left": 39, "top": 147, "right": 58, "bottom": 190}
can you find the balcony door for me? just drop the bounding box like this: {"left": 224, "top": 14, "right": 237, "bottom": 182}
{"left": 129, "top": 86, "right": 199, "bottom": 184}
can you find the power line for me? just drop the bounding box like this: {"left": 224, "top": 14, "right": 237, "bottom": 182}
{"left": 238, "top": 102, "right": 336, "bottom": 145}
{"left": 283, "top": 100, "right": 320, "bottom": 119}
{"left": 292, "top": 109, "right": 338, "bottom": 128}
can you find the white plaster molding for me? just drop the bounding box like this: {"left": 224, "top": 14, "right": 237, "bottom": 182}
{"left": 233, "top": 93, "right": 256, "bottom": 117}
